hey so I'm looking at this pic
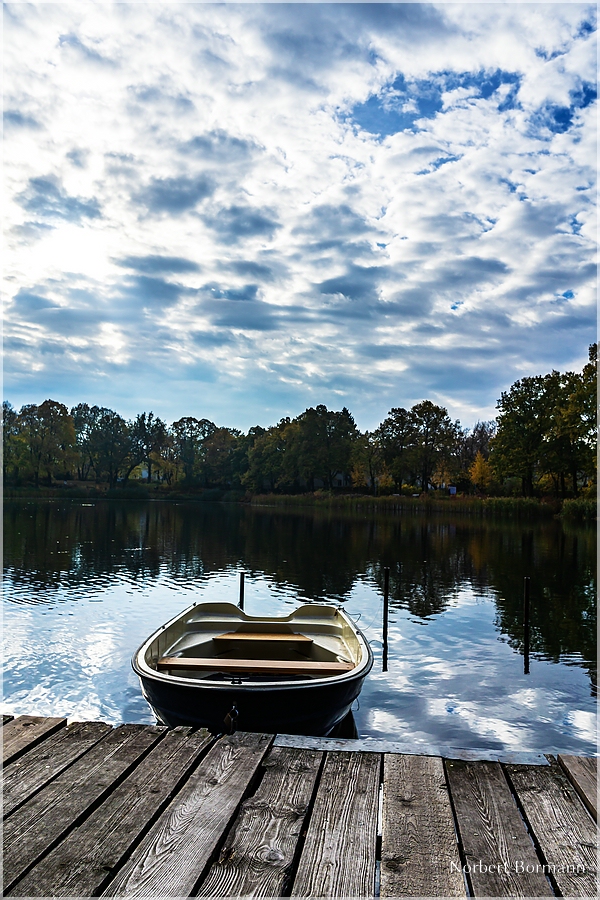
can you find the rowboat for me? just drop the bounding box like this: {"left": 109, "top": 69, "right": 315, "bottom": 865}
{"left": 132, "top": 601, "right": 373, "bottom": 736}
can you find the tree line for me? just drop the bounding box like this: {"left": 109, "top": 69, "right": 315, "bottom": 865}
{"left": 3, "top": 345, "right": 596, "bottom": 497}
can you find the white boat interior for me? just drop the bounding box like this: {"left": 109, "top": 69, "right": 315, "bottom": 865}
{"left": 139, "top": 602, "right": 365, "bottom": 683}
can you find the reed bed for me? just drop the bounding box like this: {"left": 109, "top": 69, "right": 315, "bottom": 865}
{"left": 250, "top": 493, "right": 569, "bottom": 519}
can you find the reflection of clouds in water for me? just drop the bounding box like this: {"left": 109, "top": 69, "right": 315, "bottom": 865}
{"left": 368, "top": 709, "right": 423, "bottom": 738}
{"left": 563, "top": 710, "right": 596, "bottom": 744}
{"left": 81, "top": 628, "right": 118, "bottom": 677}
{"left": 368, "top": 669, "right": 412, "bottom": 691}
{"left": 5, "top": 681, "right": 106, "bottom": 723}
{"left": 427, "top": 698, "right": 533, "bottom": 749}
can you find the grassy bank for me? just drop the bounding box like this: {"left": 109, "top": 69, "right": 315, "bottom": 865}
{"left": 251, "top": 492, "right": 596, "bottom": 520}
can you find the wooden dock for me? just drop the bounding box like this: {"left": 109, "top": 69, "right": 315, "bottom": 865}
{"left": 2, "top": 714, "right": 597, "bottom": 898}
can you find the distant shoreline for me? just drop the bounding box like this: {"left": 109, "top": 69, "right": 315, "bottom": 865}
{"left": 3, "top": 486, "right": 596, "bottom": 521}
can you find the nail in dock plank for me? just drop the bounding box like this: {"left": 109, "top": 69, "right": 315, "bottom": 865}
{"left": 445, "top": 759, "right": 554, "bottom": 897}
{"left": 557, "top": 755, "right": 597, "bottom": 822}
{"left": 381, "top": 754, "right": 466, "bottom": 897}
{"left": 10, "top": 727, "right": 214, "bottom": 899}
{"left": 505, "top": 761, "right": 598, "bottom": 898}
{"left": 197, "top": 745, "right": 323, "bottom": 898}
{"left": 3, "top": 724, "right": 163, "bottom": 892}
{"left": 3, "top": 721, "right": 113, "bottom": 819}
{"left": 3, "top": 715, "right": 66, "bottom": 765}
{"left": 291, "top": 751, "right": 380, "bottom": 899}
{"left": 101, "top": 731, "right": 273, "bottom": 898}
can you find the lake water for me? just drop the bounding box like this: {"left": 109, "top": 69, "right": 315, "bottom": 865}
{"left": 3, "top": 500, "right": 597, "bottom": 754}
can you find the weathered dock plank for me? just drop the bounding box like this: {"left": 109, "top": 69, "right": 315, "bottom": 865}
{"left": 506, "top": 762, "right": 598, "bottom": 897}
{"left": 3, "top": 715, "right": 66, "bottom": 765}
{"left": 291, "top": 751, "right": 380, "bottom": 898}
{"left": 101, "top": 731, "right": 273, "bottom": 898}
{"left": 380, "top": 754, "right": 465, "bottom": 897}
{"left": 10, "top": 728, "right": 214, "bottom": 898}
{"left": 558, "top": 755, "right": 597, "bottom": 822}
{"left": 445, "top": 759, "right": 553, "bottom": 897}
{"left": 197, "top": 746, "right": 323, "bottom": 898}
{"left": 3, "top": 720, "right": 112, "bottom": 819}
{"left": 3, "top": 724, "right": 163, "bottom": 893}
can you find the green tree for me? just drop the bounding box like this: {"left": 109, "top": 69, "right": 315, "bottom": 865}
{"left": 2, "top": 401, "right": 25, "bottom": 484}
{"left": 410, "top": 400, "right": 459, "bottom": 492}
{"left": 202, "top": 427, "right": 241, "bottom": 486}
{"left": 71, "top": 403, "right": 98, "bottom": 481}
{"left": 295, "top": 405, "right": 358, "bottom": 490}
{"left": 375, "top": 407, "right": 417, "bottom": 490}
{"left": 130, "top": 412, "right": 168, "bottom": 483}
{"left": 548, "top": 345, "right": 597, "bottom": 494}
{"left": 170, "top": 417, "right": 216, "bottom": 483}
{"left": 491, "top": 375, "right": 556, "bottom": 496}
{"left": 491, "top": 350, "right": 597, "bottom": 497}
{"left": 17, "top": 400, "right": 76, "bottom": 486}
{"left": 350, "top": 430, "right": 386, "bottom": 493}
{"left": 85, "top": 407, "right": 132, "bottom": 487}
{"left": 242, "top": 423, "right": 288, "bottom": 492}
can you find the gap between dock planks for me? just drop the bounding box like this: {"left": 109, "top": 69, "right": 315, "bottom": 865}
{"left": 505, "top": 760, "right": 598, "bottom": 898}
{"left": 445, "top": 759, "right": 554, "bottom": 898}
{"left": 380, "top": 754, "right": 466, "bottom": 898}
{"left": 196, "top": 745, "right": 323, "bottom": 898}
{"left": 101, "top": 730, "right": 273, "bottom": 898}
{"left": 290, "top": 750, "right": 380, "bottom": 899}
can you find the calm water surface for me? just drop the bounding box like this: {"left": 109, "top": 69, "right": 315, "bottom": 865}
{"left": 3, "top": 500, "right": 597, "bottom": 754}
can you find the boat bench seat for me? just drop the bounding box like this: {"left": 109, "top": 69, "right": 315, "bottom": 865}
{"left": 156, "top": 656, "right": 354, "bottom": 676}
{"left": 213, "top": 631, "right": 313, "bottom": 644}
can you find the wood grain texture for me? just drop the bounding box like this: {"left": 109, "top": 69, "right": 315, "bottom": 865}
{"left": 197, "top": 746, "right": 323, "bottom": 898}
{"left": 446, "top": 759, "right": 553, "bottom": 897}
{"left": 3, "top": 724, "right": 163, "bottom": 892}
{"left": 380, "top": 755, "right": 465, "bottom": 897}
{"left": 506, "top": 761, "right": 598, "bottom": 897}
{"left": 101, "top": 730, "right": 273, "bottom": 898}
{"left": 10, "top": 728, "right": 213, "bottom": 898}
{"left": 3, "top": 721, "right": 112, "bottom": 819}
{"left": 291, "top": 751, "right": 380, "bottom": 899}
{"left": 3, "top": 715, "right": 66, "bottom": 765}
{"left": 558, "top": 755, "right": 597, "bottom": 822}
{"left": 156, "top": 657, "right": 353, "bottom": 675}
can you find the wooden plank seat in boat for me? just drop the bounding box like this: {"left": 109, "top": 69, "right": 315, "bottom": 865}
{"left": 156, "top": 656, "right": 354, "bottom": 676}
{"left": 213, "top": 631, "right": 313, "bottom": 644}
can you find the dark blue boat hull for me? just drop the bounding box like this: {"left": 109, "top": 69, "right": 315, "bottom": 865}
{"left": 138, "top": 667, "right": 370, "bottom": 736}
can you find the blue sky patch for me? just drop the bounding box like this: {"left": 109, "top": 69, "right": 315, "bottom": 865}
{"left": 347, "top": 69, "right": 521, "bottom": 137}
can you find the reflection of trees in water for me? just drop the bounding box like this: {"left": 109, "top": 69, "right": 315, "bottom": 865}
{"left": 4, "top": 502, "right": 595, "bottom": 687}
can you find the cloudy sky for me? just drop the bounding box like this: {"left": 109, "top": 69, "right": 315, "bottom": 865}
{"left": 3, "top": 2, "right": 596, "bottom": 431}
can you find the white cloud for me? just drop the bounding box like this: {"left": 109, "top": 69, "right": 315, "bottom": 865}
{"left": 3, "top": 3, "right": 596, "bottom": 430}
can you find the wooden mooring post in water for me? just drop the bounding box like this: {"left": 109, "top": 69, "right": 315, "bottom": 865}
{"left": 523, "top": 575, "right": 530, "bottom": 675}
{"left": 382, "top": 565, "right": 390, "bottom": 672}
{"left": 239, "top": 571, "right": 245, "bottom": 610}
